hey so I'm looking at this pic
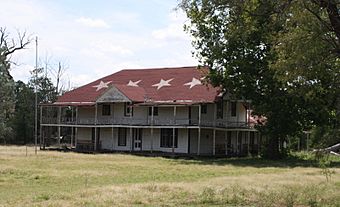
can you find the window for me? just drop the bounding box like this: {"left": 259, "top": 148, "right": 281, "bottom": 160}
{"left": 118, "top": 128, "right": 127, "bottom": 146}
{"left": 102, "top": 104, "right": 111, "bottom": 116}
{"left": 201, "top": 104, "right": 207, "bottom": 114}
{"left": 148, "top": 107, "right": 158, "bottom": 116}
{"left": 231, "top": 102, "right": 237, "bottom": 117}
{"left": 160, "top": 128, "right": 178, "bottom": 148}
{"left": 124, "top": 102, "right": 133, "bottom": 117}
{"left": 217, "top": 100, "right": 223, "bottom": 119}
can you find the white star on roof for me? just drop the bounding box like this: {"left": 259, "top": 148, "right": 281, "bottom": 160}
{"left": 127, "top": 80, "right": 141, "bottom": 87}
{"left": 152, "top": 78, "right": 173, "bottom": 90}
{"left": 92, "top": 81, "right": 112, "bottom": 91}
{"left": 184, "top": 77, "right": 202, "bottom": 89}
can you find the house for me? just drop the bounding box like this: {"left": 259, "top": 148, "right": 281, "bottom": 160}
{"left": 40, "top": 66, "right": 260, "bottom": 156}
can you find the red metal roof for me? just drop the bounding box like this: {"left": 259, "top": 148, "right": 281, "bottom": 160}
{"left": 56, "top": 66, "right": 221, "bottom": 105}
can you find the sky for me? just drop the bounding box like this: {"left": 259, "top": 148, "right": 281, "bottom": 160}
{"left": 0, "top": 0, "right": 198, "bottom": 89}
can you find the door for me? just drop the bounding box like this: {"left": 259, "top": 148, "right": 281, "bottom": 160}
{"left": 133, "top": 128, "right": 142, "bottom": 151}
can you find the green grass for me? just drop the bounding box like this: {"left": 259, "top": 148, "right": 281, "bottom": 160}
{"left": 0, "top": 146, "right": 339, "bottom": 206}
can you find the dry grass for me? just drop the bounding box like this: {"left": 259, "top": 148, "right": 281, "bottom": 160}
{"left": 0, "top": 146, "right": 339, "bottom": 207}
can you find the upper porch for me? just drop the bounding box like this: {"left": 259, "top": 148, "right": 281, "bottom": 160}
{"left": 40, "top": 100, "right": 254, "bottom": 129}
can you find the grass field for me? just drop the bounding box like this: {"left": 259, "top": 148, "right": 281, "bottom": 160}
{"left": 0, "top": 146, "right": 339, "bottom": 207}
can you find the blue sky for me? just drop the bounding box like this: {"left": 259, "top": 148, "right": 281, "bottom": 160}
{"left": 1, "top": 0, "right": 197, "bottom": 88}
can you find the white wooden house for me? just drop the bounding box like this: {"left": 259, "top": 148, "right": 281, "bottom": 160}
{"left": 40, "top": 66, "right": 260, "bottom": 156}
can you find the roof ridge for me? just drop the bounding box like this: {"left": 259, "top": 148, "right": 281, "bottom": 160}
{"left": 120, "top": 66, "right": 200, "bottom": 71}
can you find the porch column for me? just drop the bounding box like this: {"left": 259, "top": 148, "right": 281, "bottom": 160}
{"left": 151, "top": 106, "right": 154, "bottom": 153}
{"left": 71, "top": 107, "right": 74, "bottom": 148}
{"left": 236, "top": 130, "right": 239, "bottom": 155}
{"left": 213, "top": 102, "right": 217, "bottom": 156}
{"left": 130, "top": 104, "right": 133, "bottom": 152}
{"left": 172, "top": 106, "right": 177, "bottom": 154}
{"left": 197, "top": 104, "right": 201, "bottom": 155}
{"left": 39, "top": 105, "right": 43, "bottom": 149}
{"left": 225, "top": 131, "right": 228, "bottom": 156}
{"left": 112, "top": 127, "right": 114, "bottom": 150}
{"left": 58, "top": 106, "right": 61, "bottom": 149}
{"left": 71, "top": 127, "right": 74, "bottom": 149}
{"left": 247, "top": 131, "right": 250, "bottom": 155}
{"left": 257, "top": 132, "right": 260, "bottom": 156}
{"left": 236, "top": 102, "right": 239, "bottom": 126}
{"left": 213, "top": 129, "right": 216, "bottom": 156}
{"left": 75, "top": 106, "right": 78, "bottom": 149}
{"left": 94, "top": 103, "right": 98, "bottom": 152}
{"left": 213, "top": 103, "right": 217, "bottom": 127}
{"left": 75, "top": 127, "right": 78, "bottom": 150}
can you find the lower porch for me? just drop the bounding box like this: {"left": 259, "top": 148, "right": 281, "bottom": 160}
{"left": 40, "top": 126, "right": 261, "bottom": 157}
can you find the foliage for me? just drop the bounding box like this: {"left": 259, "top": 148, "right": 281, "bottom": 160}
{"left": 0, "top": 49, "right": 15, "bottom": 143}
{"left": 0, "top": 28, "right": 31, "bottom": 144}
{"left": 11, "top": 81, "right": 35, "bottom": 144}
{"left": 180, "top": 0, "right": 340, "bottom": 158}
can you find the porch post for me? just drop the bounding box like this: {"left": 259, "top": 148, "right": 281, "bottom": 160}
{"left": 94, "top": 103, "right": 98, "bottom": 152}
{"left": 247, "top": 131, "right": 250, "bottom": 155}
{"left": 39, "top": 105, "right": 43, "bottom": 149}
{"left": 213, "top": 103, "right": 217, "bottom": 126}
{"left": 257, "top": 131, "right": 260, "bottom": 156}
{"left": 151, "top": 106, "right": 154, "bottom": 153}
{"left": 213, "top": 129, "right": 216, "bottom": 156}
{"left": 75, "top": 127, "right": 78, "bottom": 150}
{"left": 71, "top": 107, "right": 74, "bottom": 148}
{"left": 172, "top": 106, "right": 177, "bottom": 154}
{"left": 225, "top": 131, "right": 228, "bottom": 156}
{"left": 71, "top": 126, "right": 74, "bottom": 149}
{"left": 58, "top": 106, "right": 61, "bottom": 149}
{"left": 75, "top": 106, "right": 78, "bottom": 149}
{"left": 130, "top": 104, "right": 133, "bottom": 152}
{"left": 213, "top": 102, "right": 217, "bottom": 156}
{"left": 197, "top": 104, "right": 201, "bottom": 156}
{"left": 236, "top": 130, "right": 239, "bottom": 155}
{"left": 236, "top": 102, "right": 239, "bottom": 126}
{"left": 112, "top": 127, "right": 114, "bottom": 151}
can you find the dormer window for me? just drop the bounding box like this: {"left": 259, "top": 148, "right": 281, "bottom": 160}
{"left": 201, "top": 104, "right": 207, "bottom": 114}
{"left": 102, "top": 104, "right": 111, "bottom": 116}
{"left": 217, "top": 100, "right": 223, "bottom": 119}
{"left": 231, "top": 101, "right": 237, "bottom": 117}
{"left": 124, "top": 102, "right": 133, "bottom": 117}
{"left": 148, "top": 107, "right": 158, "bottom": 116}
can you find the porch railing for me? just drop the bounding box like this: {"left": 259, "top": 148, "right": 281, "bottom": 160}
{"left": 41, "top": 117, "right": 250, "bottom": 128}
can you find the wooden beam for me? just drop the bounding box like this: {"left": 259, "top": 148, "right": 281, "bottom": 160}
{"left": 172, "top": 106, "right": 176, "bottom": 154}
{"left": 213, "top": 129, "right": 216, "bottom": 156}
{"left": 225, "top": 131, "right": 228, "bottom": 156}
{"left": 151, "top": 106, "right": 154, "bottom": 153}
{"left": 197, "top": 128, "right": 201, "bottom": 156}
{"left": 39, "top": 105, "right": 43, "bottom": 150}
{"left": 130, "top": 104, "right": 133, "bottom": 152}
{"left": 58, "top": 106, "right": 61, "bottom": 149}
{"left": 94, "top": 104, "right": 98, "bottom": 152}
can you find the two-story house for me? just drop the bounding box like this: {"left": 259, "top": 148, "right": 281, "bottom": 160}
{"left": 40, "top": 66, "right": 260, "bottom": 156}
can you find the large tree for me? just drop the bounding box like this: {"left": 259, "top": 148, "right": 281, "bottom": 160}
{"left": 0, "top": 28, "right": 30, "bottom": 143}
{"left": 180, "top": 0, "right": 339, "bottom": 158}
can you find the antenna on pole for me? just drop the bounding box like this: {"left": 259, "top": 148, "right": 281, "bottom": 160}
{"left": 34, "top": 36, "right": 38, "bottom": 155}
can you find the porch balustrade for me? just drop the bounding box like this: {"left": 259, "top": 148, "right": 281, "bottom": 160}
{"left": 41, "top": 116, "right": 250, "bottom": 128}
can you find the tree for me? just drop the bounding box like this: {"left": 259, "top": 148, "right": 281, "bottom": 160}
{"left": 0, "top": 28, "right": 30, "bottom": 143}
{"left": 180, "top": 0, "right": 339, "bottom": 158}
{"left": 11, "top": 81, "right": 35, "bottom": 144}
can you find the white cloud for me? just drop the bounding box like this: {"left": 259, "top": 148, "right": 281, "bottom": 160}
{"left": 75, "top": 17, "right": 110, "bottom": 28}
{"left": 1, "top": 1, "right": 198, "bottom": 87}
{"left": 151, "top": 11, "right": 190, "bottom": 41}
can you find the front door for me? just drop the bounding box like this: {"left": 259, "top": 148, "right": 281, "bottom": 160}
{"left": 133, "top": 128, "right": 142, "bottom": 151}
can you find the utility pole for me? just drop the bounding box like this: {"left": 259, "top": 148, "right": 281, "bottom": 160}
{"left": 34, "top": 36, "right": 38, "bottom": 155}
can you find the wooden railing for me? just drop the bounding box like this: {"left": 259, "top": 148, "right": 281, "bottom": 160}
{"left": 42, "top": 117, "right": 250, "bottom": 128}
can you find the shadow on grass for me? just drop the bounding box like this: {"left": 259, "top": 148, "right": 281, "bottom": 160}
{"left": 166, "top": 155, "right": 340, "bottom": 168}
